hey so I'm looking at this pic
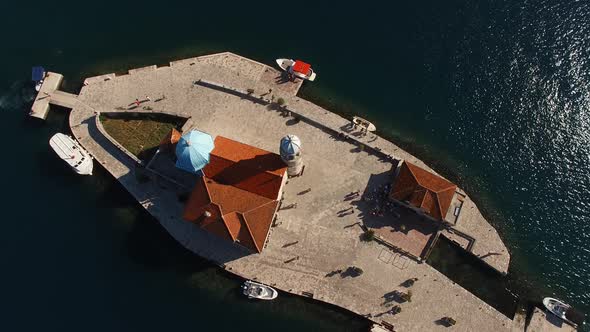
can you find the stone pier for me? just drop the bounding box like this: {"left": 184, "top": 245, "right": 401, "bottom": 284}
{"left": 30, "top": 72, "right": 78, "bottom": 119}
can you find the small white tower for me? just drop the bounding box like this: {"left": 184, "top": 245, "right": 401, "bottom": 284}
{"left": 280, "top": 135, "right": 303, "bottom": 177}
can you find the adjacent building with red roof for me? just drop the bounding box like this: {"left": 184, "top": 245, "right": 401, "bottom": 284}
{"left": 183, "top": 136, "right": 288, "bottom": 253}
{"left": 159, "top": 128, "right": 181, "bottom": 151}
{"left": 389, "top": 161, "right": 457, "bottom": 221}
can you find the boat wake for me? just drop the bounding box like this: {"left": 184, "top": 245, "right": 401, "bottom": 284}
{"left": 0, "top": 80, "right": 36, "bottom": 113}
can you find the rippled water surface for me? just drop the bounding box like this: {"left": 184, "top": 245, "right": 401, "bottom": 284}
{"left": 1, "top": 0, "right": 589, "bottom": 330}
{"left": 446, "top": 0, "right": 590, "bottom": 305}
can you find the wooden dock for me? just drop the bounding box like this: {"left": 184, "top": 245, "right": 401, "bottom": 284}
{"left": 29, "top": 72, "right": 78, "bottom": 119}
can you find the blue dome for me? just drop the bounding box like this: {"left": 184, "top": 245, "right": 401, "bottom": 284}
{"left": 280, "top": 135, "right": 301, "bottom": 157}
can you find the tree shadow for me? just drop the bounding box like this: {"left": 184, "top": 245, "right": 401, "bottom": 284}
{"left": 337, "top": 210, "right": 355, "bottom": 218}
{"left": 350, "top": 146, "right": 362, "bottom": 153}
{"left": 434, "top": 318, "right": 456, "bottom": 327}
{"left": 285, "top": 118, "right": 300, "bottom": 126}
{"left": 344, "top": 222, "right": 360, "bottom": 229}
{"left": 382, "top": 290, "right": 408, "bottom": 304}
{"left": 324, "top": 269, "right": 343, "bottom": 277}
{"left": 340, "top": 266, "right": 363, "bottom": 278}
{"left": 373, "top": 305, "right": 401, "bottom": 318}
{"left": 400, "top": 278, "right": 418, "bottom": 287}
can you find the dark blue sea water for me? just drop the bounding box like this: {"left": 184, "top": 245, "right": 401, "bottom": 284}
{"left": 1, "top": 0, "right": 589, "bottom": 330}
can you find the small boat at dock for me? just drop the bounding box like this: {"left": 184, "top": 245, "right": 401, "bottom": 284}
{"left": 275, "top": 58, "right": 317, "bottom": 81}
{"left": 352, "top": 116, "right": 376, "bottom": 132}
{"left": 32, "top": 66, "right": 46, "bottom": 92}
{"left": 49, "top": 133, "right": 93, "bottom": 175}
{"left": 543, "top": 297, "right": 585, "bottom": 327}
{"left": 242, "top": 280, "right": 278, "bottom": 300}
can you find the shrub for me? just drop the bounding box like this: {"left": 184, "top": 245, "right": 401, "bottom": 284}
{"left": 246, "top": 88, "right": 255, "bottom": 94}
{"left": 362, "top": 229, "right": 375, "bottom": 242}
{"left": 400, "top": 290, "right": 412, "bottom": 302}
{"left": 277, "top": 97, "right": 285, "bottom": 106}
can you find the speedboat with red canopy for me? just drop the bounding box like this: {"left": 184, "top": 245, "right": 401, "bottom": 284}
{"left": 276, "top": 58, "right": 317, "bottom": 81}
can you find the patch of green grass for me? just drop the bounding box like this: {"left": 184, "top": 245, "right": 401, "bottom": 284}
{"left": 100, "top": 113, "right": 182, "bottom": 160}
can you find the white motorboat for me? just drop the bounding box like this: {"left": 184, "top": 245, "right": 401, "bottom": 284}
{"left": 275, "top": 58, "right": 317, "bottom": 81}
{"left": 49, "top": 133, "right": 94, "bottom": 175}
{"left": 242, "top": 280, "right": 278, "bottom": 300}
{"left": 543, "top": 297, "right": 585, "bottom": 327}
{"left": 352, "top": 116, "right": 376, "bottom": 132}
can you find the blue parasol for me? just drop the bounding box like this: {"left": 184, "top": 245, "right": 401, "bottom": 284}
{"left": 175, "top": 130, "right": 214, "bottom": 174}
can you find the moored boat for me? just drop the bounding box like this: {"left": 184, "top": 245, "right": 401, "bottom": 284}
{"left": 352, "top": 116, "right": 376, "bottom": 132}
{"left": 49, "top": 133, "right": 94, "bottom": 175}
{"left": 543, "top": 297, "right": 586, "bottom": 327}
{"left": 275, "top": 58, "right": 317, "bottom": 81}
{"left": 32, "top": 66, "right": 45, "bottom": 92}
{"left": 242, "top": 280, "right": 278, "bottom": 300}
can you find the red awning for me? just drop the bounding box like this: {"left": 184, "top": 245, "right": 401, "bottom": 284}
{"left": 292, "top": 60, "right": 311, "bottom": 74}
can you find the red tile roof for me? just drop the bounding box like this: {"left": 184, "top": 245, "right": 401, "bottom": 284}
{"left": 205, "top": 136, "right": 287, "bottom": 200}
{"left": 243, "top": 200, "right": 279, "bottom": 252}
{"left": 209, "top": 136, "right": 287, "bottom": 177}
{"left": 389, "top": 162, "right": 457, "bottom": 221}
{"left": 182, "top": 136, "right": 287, "bottom": 253}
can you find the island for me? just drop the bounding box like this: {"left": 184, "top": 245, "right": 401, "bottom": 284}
{"left": 31, "top": 52, "right": 573, "bottom": 332}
